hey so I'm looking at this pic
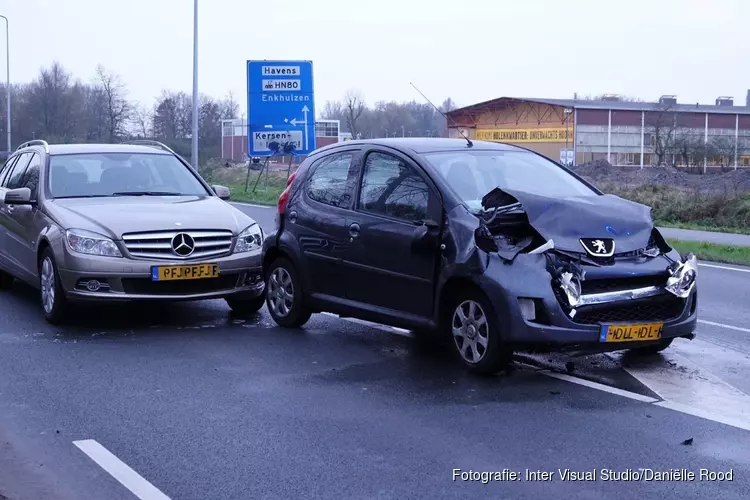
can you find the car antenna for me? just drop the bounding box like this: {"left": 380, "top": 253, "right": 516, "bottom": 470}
{"left": 409, "top": 82, "right": 473, "bottom": 147}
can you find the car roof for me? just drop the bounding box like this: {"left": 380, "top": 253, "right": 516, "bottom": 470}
{"left": 311, "top": 137, "right": 525, "bottom": 156}
{"left": 46, "top": 144, "right": 172, "bottom": 155}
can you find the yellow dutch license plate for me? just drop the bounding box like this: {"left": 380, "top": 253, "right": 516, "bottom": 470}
{"left": 151, "top": 263, "right": 219, "bottom": 281}
{"left": 600, "top": 322, "right": 664, "bottom": 343}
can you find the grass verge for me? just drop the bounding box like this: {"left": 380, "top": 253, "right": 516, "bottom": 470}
{"left": 667, "top": 238, "right": 750, "bottom": 267}
{"left": 225, "top": 180, "right": 286, "bottom": 205}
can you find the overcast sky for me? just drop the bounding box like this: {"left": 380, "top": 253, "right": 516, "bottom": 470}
{"left": 2, "top": 0, "right": 749, "bottom": 115}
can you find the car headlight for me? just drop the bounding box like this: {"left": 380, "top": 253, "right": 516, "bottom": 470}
{"left": 234, "top": 224, "right": 263, "bottom": 253}
{"left": 65, "top": 229, "right": 123, "bottom": 257}
{"left": 665, "top": 253, "right": 697, "bottom": 298}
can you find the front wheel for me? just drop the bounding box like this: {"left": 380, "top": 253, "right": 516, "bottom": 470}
{"left": 448, "top": 289, "right": 512, "bottom": 375}
{"left": 225, "top": 293, "right": 266, "bottom": 315}
{"left": 265, "top": 257, "right": 311, "bottom": 328}
{"left": 39, "top": 249, "right": 71, "bottom": 325}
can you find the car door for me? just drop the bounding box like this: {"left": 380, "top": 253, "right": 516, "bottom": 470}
{"left": 5, "top": 153, "right": 43, "bottom": 278}
{"left": 344, "top": 148, "right": 442, "bottom": 319}
{"left": 286, "top": 149, "right": 360, "bottom": 299}
{"left": 0, "top": 153, "right": 31, "bottom": 275}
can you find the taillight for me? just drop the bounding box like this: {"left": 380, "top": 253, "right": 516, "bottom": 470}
{"left": 278, "top": 172, "right": 297, "bottom": 214}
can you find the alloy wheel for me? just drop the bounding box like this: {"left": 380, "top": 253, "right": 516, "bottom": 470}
{"left": 452, "top": 300, "right": 489, "bottom": 364}
{"left": 268, "top": 267, "right": 294, "bottom": 318}
{"left": 41, "top": 257, "right": 56, "bottom": 314}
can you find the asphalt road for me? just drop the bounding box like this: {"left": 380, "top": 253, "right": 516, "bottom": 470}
{"left": 657, "top": 227, "right": 750, "bottom": 247}
{"left": 0, "top": 203, "right": 747, "bottom": 500}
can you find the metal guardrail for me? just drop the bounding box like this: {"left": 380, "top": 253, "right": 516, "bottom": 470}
{"left": 16, "top": 139, "right": 49, "bottom": 153}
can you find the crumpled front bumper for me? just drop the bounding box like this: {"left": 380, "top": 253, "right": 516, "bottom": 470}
{"left": 479, "top": 252, "right": 698, "bottom": 351}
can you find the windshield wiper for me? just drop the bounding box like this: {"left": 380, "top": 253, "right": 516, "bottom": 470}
{"left": 53, "top": 194, "right": 111, "bottom": 199}
{"left": 111, "top": 191, "right": 183, "bottom": 197}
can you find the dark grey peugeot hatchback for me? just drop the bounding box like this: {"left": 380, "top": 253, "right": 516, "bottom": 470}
{"left": 261, "top": 138, "right": 698, "bottom": 374}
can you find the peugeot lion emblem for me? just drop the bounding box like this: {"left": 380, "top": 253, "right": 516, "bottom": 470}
{"left": 171, "top": 233, "right": 195, "bottom": 257}
{"left": 579, "top": 238, "right": 615, "bottom": 258}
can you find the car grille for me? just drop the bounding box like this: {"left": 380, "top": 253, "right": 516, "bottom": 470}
{"left": 572, "top": 294, "right": 687, "bottom": 325}
{"left": 121, "top": 230, "right": 234, "bottom": 260}
{"left": 121, "top": 273, "right": 242, "bottom": 295}
{"left": 580, "top": 274, "right": 669, "bottom": 294}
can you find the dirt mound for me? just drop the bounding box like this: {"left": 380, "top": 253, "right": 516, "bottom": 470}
{"left": 571, "top": 161, "right": 750, "bottom": 194}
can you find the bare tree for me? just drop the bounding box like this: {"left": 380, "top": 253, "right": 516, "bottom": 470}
{"left": 344, "top": 89, "right": 366, "bottom": 139}
{"left": 646, "top": 103, "right": 680, "bottom": 166}
{"left": 708, "top": 137, "right": 738, "bottom": 171}
{"left": 220, "top": 91, "right": 239, "bottom": 119}
{"left": 320, "top": 100, "right": 344, "bottom": 120}
{"left": 95, "top": 65, "right": 131, "bottom": 141}
{"left": 131, "top": 104, "right": 152, "bottom": 138}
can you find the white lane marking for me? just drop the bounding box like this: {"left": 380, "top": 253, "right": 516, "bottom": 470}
{"left": 321, "top": 312, "right": 414, "bottom": 336}
{"left": 698, "top": 319, "right": 750, "bottom": 334}
{"left": 230, "top": 202, "right": 274, "bottom": 209}
{"left": 542, "top": 371, "right": 659, "bottom": 403}
{"left": 73, "top": 439, "right": 171, "bottom": 500}
{"left": 654, "top": 400, "right": 750, "bottom": 432}
{"left": 699, "top": 263, "right": 750, "bottom": 273}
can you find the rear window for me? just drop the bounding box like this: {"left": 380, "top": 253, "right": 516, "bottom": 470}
{"left": 47, "top": 153, "right": 210, "bottom": 198}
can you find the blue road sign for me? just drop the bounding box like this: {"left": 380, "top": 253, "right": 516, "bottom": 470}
{"left": 247, "top": 60, "right": 316, "bottom": 157}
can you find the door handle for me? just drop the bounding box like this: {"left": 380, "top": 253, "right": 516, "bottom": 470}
{"left": 6, "top": 205, "right": 14, "bottom": 214}
{"left": 349, "top": 223, "right": 360, "bottom": 239}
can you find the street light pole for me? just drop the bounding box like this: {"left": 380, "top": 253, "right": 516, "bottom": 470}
{"left": 191, "top": 0, "right": 199, "bottom": 168}
{"left": 0, "top": 15, "right": 10, "bottom": 152}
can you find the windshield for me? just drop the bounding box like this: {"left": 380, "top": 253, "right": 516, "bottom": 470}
{"left": 47, "top": 153, "right": 210, "bottom": 198}
{"left": 424, "top": 150, "right": 598, "bottom": 212}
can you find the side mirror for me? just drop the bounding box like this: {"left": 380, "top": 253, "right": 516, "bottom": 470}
{"left": 212, "top": 185, "right": 231, "bottom": 201}
{"left": 4, "top": 187, "right": 32, "bottom": 205}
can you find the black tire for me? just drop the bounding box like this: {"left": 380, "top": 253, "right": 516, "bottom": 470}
{"left": 446, "top": 288, "right": 512, "bottom": 375}
{"left": 631, "top": 338, "right": 674, "bottom": 355}
{"left": 39, "top": 248, "right": 71, "bottom": 325}
{"left": 265, "top": 257, "right": 311, "bottom": 328}
{"left": 225, "top": 293, "right": 266, "bottom": 315}
{"left": 0, "top": 269, "right": 14, "bottom": 290}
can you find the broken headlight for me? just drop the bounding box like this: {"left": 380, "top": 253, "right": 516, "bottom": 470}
{"left": 665, "top": 253, "right": 697, "bottom": 298}
{"left": 559, "top": 271, "right": 583, "bottom": 308}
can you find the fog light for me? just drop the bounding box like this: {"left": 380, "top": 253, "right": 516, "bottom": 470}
{"left": 86, "top": 280, "right": 101, "bottom": 292}
{"left": 518, "top": 298, "right": 537, "bottom": 321}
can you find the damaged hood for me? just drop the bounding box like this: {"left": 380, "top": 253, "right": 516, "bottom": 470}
{"left": 485, "top": 188, "right": 654, "bottom": 255}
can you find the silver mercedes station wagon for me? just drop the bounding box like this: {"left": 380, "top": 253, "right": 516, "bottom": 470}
{"left": 0, "top": 140, "right": 265, "bottom": 324}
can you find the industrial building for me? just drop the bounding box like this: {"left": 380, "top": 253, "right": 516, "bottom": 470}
{"left": 446, "top": 92, "right": 750, "bottom": 169}
{"left": 221, "top": 118, "right": 343, "bottom": 162}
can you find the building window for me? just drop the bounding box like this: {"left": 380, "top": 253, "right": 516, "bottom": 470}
{"left": 222, "top": 122, "right": 233, "bottom": 137}
{"left": 315, "top": 121, "right": 339, "bottom": 137}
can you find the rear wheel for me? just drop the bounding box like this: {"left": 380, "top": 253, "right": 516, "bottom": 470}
{"left": 265, "top": 257, "right": 311, "bottom": 328}
{"left": 448, "top": 289, "right": 512, "bottom": 375}
{"left": 39, "top": 248, "right": 71, "bottom": 325}
{"left": 0, "top": 269, "right": 14, "bottom": 290}
{"left": 225, "top": 293, "right": 266, "bottom": 315}
{"left": 631, "top": 338, "right": 674, "bottom": 355}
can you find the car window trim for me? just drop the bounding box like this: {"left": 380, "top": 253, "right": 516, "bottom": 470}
{"left": 4, "top": 152, "right": 33, "bottom": 189}
{"left": 302, "top": 148, "right": 361, "bottom": 210}
{"left": 353, "top": 147, "right": 442, "bottom": 226}
{"left": 19, "top": 153, "right": 41, "bottom": 200}
{"left": 0, "top": 155, "right": 20, "bottom": 186}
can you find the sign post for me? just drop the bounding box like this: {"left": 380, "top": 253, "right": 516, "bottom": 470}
{"left": 247, "top": 60, "right": 316, "bottom": 158}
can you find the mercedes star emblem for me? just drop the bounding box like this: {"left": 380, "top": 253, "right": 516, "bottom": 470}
{"left": 171, "top": 233, "right": 195, "bottom": 257}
